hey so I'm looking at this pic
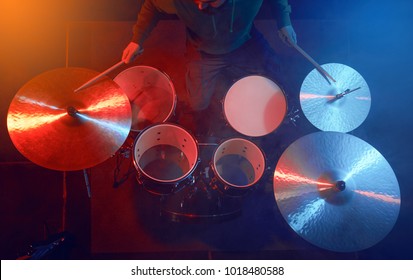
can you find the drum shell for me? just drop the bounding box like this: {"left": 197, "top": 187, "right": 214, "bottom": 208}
{"left": 209, "top": 138, "right": 266, "bottom": 196}
{"left": 132, "top": 123, "right": 199, "bottom": 195}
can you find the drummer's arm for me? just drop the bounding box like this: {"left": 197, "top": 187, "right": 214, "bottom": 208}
{"left": 269, "top": 0, "right": 297, "bottom": 46}
{"left": 123, "top": 0, "right": 175, "bottom": 63}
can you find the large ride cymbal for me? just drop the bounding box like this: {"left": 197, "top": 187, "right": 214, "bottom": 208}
{"left": 273, "top": 132, "right": 400, "bottom": 252}
{"left": 7, "top": 67, "right": 132, "bottom": 171}
{"left": 300, "top": 63, "right": 371, "bottom": 132}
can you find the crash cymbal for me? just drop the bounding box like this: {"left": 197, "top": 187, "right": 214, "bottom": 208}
{"left": 273, "top": 131, "right": 400, "bottom": 252}
{"left": 7, "top": 67, "right": 132, "bottom": 171}
{"left": 300, "top": 63, "right": 371, "bottom": 132}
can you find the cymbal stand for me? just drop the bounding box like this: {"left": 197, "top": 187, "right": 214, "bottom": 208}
{"left": 335, "top": 86, "right": 362, "bottom": 99}
{"left": 327, "top": 86, "right": 363, "bottom": 104}
{"left": 61, "top": 171, "right": 67, "bottom": 232}
{"left": 61, "top": 25, "right": 69, "bottom": 234}
{"left": 83, "top": 169, "right": 92, "bottom": 198}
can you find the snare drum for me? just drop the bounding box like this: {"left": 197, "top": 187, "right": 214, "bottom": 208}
{"left": 210, "top": 138, "right": 266, "bottom": 196}
{"left": 223, "top": 75, "right": 287, "bottom": 137}
{"left": 133, "top": 123, "right": 199, "bottom": 195}
{"left": 114, "top": 66, "right": 177, "bottom": 131}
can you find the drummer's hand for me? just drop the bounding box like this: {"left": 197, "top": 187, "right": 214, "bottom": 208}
{"left": 122, "top": 42, "right": 143, "bottom": 64}
{"left": 278, "top": 25, "right": 297, "bottom": 47}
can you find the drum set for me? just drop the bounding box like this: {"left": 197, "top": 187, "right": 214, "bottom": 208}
{"left": 6, "top": 54, "right": 401, "bottom": 252}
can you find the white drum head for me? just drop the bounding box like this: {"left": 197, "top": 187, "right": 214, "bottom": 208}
{"left": 114, "top": 66, "right": 176, "bottom": 131}
{"left": 224, "top": 76, "right": 287, "bottom": 137}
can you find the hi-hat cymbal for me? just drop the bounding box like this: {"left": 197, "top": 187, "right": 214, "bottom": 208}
{"left": 300, "top": 63, "right": 371, "bottom": 132}
{"left": 273, "top": 131, "right": 400, "bottom": 252}
{"left": 7, "top": 67, "right": 132, "bottom": 171}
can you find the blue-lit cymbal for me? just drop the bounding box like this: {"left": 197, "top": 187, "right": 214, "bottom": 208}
{"left": 7, "top": 67, "right": 132, "bottom": 171}
{"left": 273, "top": 131, "right": 400, "bottom": 252}
{"left": 300, "top": 63, "right": 371, "bottom": 132}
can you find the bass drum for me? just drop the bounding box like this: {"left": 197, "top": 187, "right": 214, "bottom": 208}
{"left": 210, "top": 138, "right": 266, "bottom": 196}
{"left": 223, "top": 75, "right": 287, "bottom": 137}
{"left": 133, "top": 123, "right": 199, "bottom": 195}
{"left": 114, "top": 65, "right": 177, "bottom": 131}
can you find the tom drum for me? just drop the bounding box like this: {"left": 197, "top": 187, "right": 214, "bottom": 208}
{"left": 133, "top": 123, "right": 199, "bottom": 195}
{"left": 223, "top": 75, "right": 287, "bottom": 137}
{"left": 114, "top": 66, "right": 176, "bottom": 131}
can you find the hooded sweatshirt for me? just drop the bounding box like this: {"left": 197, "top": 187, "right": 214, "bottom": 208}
{"left": 132, "top": 0, "right": 292, "bottom": 55}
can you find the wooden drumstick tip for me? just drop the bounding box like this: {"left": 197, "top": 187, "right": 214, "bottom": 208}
{"left": 74, "top": 61, "right": 125, "bottom": 93}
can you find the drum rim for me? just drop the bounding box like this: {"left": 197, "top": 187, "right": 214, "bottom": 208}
{"left": 114, "top": 65, "right": 177, "bottom": 132}
{"left": 211, "top": 137, "right": 266, "bottom": 189}
{"left": 132, "top": 122, "right": 199, "bottom": 184}
{"left": 223, "top": 75, "right": 287, "bottom": 137}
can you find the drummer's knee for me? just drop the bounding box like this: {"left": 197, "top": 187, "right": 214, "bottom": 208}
{"left": 187, "top": 96, "right": 210, "bottom": 112}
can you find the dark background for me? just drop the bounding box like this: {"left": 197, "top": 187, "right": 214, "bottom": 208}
{"left": 1, "top": 0, "right": 412, "bottom": 259}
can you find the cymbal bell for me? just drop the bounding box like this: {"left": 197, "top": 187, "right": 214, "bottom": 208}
{"left": 7, "top": 67, "right": 132, "bottom": 171}
{"left": 273, "top": 131, "right": 400, "bottom": 252}
{"left": 300, "top": 63, "right": 371, "bottom": 133}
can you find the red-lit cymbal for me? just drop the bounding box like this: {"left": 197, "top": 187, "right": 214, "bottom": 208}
{"left": 300, "top": 63, "right": 371, "bottom": 132}
{"left": 273, "top": 131, "right": 400, "bottom": 252}
{"left": 7, "top": 67, "right": 132, "bottom": 171}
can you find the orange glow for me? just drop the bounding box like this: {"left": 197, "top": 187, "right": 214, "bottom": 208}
{"left": 355, "top": 190, "right": 400, "bottom": 205}
{"left": 1, "top": 1, "right": 67, "bottom": 43}
{"left": 300, "top": 93, "right": 336, "bottom": 101}
{"left": 1, "top": 1, "right": 67, "bottom": 23}
{"left": 8, "top": 112, "right": 67, "bottom": 132}
{"left": 274, "top": 170, "right": 334, "bottom": 187}
{"left": 1, "top": 1, "right": 70, "bottom": 103}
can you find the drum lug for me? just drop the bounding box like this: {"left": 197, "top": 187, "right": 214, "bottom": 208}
{"left": 209, "top": 177, "right": 219, "bottom": 191}
{"left": 286, "top": 107, "right": 301, "bottom": 127}
{"left": 211, "top": 184, "right": 219, "bottom": 192}
{"left": 135, "top": 173, "right": 144, "bottom": 186}
{"left": 190, "top": 175, "right": 196, "bottom": 185}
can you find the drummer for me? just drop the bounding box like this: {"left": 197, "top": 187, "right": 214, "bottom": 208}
{"left": 122, "top": 0, "right": 297, "bottom": 139}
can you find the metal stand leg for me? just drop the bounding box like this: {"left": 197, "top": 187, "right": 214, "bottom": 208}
{"left": 83, "top": 169, "right": 91, "bottom": 198}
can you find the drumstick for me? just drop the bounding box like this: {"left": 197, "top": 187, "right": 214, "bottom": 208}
{"left": 290, "top": 42, "right": 336, "bottom": 84}
{"left": 74, "top": 61, "right": 125, "bottom": 92}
